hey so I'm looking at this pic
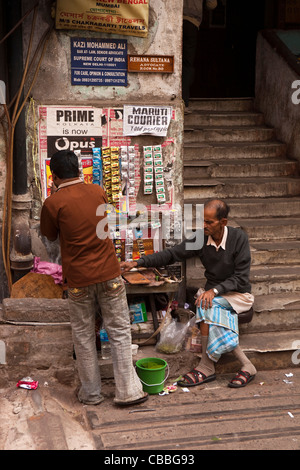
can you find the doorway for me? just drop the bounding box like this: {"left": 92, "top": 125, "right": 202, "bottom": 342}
{"left": 190, "top": 0, "right": 267, "bottom": 98}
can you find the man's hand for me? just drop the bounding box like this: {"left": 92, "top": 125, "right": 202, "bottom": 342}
{"left": 195, "top": 289, "right": 215, "bottom": 310}
{"left": 120, "top": 260, "right": 138, "bottom": 273}
{"left": 50, "top": 181, "right": 58, "bottom": 195}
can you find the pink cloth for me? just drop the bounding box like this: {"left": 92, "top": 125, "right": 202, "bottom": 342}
{"left": 31, "top": 257, "right": 63, "bottom": 284}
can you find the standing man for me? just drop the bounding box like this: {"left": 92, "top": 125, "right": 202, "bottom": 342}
{"left": 40, "top": 150, "right": 147, "bottom": 406}
{"left": 121, "top": 199, "right": 257, "bottom": 388}
{"left": 182, "top": 0, "right": 217, "bottom": 112}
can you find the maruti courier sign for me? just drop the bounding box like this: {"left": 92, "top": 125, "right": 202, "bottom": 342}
{"left": 55, "top": 0, "right": 149, "bottom": 37}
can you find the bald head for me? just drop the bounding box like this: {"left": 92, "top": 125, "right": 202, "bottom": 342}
{"left": 204, "top": 199, "right": 230, "bottom": 220}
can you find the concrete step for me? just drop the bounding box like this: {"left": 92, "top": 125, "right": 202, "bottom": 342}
{"left": 183, "top": 197, "right": 300, "bottom": 218}
{"left": 188, "top": 97, "right": 254, "bottom": 112}
{"left": 239, "top": 293, "right": 300, "bottom": 334}
{"left": 183, "top": 217, "right": 300, "bottom": 248}
{"left": 237, "top": 217, "right": 300, "bottom": 241}
{"left": 251, "top": 240, "right": 300, "bottom": 265}
{"left": 223, "top": 197, "right": 300, "bottom": 218}
{"left": 184, "top": 126, "right": 275, "bottom": 143}
{"left": 184, "top": 141, "right": 287, "bottom": 160}
{"left": 1, "top": 300, "right": 299, "bottom": 379}
{"left": 234, "top": 329, "right": 300, "bottom": 372}
{"left": 184, "top": 111, "right": 265, "bottom": 127}
{"left": 186, "top": 263, "right": 300, "bottom": 296}
{"left": 183, "top": 99, "right": 300, "bottom": 374}
{"left": 240, "top": 328, "right": 300, "bottom": 350}
{"left": 183, "top": 233, "right": 300, "bottom": 267}
{"left": 250, "top": 264, "right": 300, "bottom": 295}
{"left": 184, "top": 176, "right": 300, "bottom": 199}
{"left": 184, "top": 158, "right": 299, "bottom": 179}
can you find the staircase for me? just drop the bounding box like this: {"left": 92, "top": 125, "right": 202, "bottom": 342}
{"left": 184, "top": 98, "right": 300, "bottom": 372}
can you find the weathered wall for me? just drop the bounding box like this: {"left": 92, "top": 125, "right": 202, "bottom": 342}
{"left": 0, "top": 0, "right": 185, "bottom": 376}
{"left": 255, "top": 32, "right": 300, "bottom": 162}
{"left": 23, "top": 0, "right": 183, "bottom": 103}
{"left": 14, "top": 0, "right": 184, "bottom": 263}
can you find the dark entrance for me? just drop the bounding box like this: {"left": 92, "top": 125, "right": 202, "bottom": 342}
{"left": 190, "top": 0, "right": 268, "bottom": 98}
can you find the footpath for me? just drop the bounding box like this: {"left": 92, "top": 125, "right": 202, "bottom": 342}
{"left": 1, "top": 346, "right": 300, "bottom": 452}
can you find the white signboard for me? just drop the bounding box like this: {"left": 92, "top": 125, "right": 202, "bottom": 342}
{"left": 123, "top": 105, "right": 172, "bottom": 137}
{"left": 38, "top": 106, "right": 103, "bottom": 198}
{"left": 45, "top": 106, "right": 102, "bottom": 136}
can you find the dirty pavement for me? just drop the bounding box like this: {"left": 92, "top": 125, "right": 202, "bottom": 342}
{"left": 1, "top": 359, "right": 299, "bottom": 453}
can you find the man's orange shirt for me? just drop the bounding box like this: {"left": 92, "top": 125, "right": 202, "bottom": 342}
{"left": 40, "top": 181, "right": 121, "bottom": 287}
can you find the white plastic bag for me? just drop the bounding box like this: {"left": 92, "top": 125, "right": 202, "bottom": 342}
{"left": 156, "top": 318, "right": 190, "bottom": 354}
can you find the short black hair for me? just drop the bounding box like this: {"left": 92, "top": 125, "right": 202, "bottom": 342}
{"left": 204, "top": 199, "right": 230, "bottom": 220}
{"left": 50, "top": 150, "right": 79, "bottom": 179}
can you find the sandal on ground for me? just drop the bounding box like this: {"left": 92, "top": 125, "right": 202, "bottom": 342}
{"left": 177, "top": 369, "right": 216, "bottom": 387}
{"left": 228, "top": 370, "right": 255, "bottom": 388}
{"left": 115, "top": 392, "right": 149, "bottom": 407}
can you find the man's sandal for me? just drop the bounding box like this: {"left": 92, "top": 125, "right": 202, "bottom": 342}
{"left": 177, "top": 369, "right": 216, "bottom": 387}
{"left": 228, "top": 370, "right": 255, "bottom": 388}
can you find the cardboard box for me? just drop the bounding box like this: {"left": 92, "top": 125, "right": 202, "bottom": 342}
{"left": 130, "top": 301, "right": 148, "bottom": 323}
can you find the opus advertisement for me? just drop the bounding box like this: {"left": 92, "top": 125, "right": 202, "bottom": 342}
{"left": 38, "top": 106, "right": 102, "bottom": 197}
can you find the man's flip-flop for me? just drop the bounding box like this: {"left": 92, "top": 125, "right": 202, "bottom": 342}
{"left": 115, "top": 392, "right": 149, "bottom": 406}
{"left": 177, "top": 369, "right": 216, "bottom": 387}
{"left": 228, "top": 370, "right": 255, "bottom": 388}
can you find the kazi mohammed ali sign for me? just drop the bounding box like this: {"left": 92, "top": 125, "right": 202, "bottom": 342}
{"left": 71, "top": 38, "right": 127, "bottom": 86}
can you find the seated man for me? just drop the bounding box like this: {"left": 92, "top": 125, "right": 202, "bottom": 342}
{"left": 121, "top": 199, "right": 257, "bottom": 388}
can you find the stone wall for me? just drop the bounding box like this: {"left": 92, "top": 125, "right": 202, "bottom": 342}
{"left": 22, "top": 0, "right": 184, "bottom": 262}
{"left": 0, "top": 0, "right": 185, "bottom": 375}
{"left": 23, "top": 0, "right": 183, "bottom": 103}
{"left": 1, "top": 0, "right": 185, "bottom": 265}
{"left": 255, "top": 32, "right": 300, "bottom": 162}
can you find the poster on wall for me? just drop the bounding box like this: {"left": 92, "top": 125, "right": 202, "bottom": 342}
{"left": 38, "top": 105, "right": 174, "bottom": 210}
{"left": 128, "top": 55, "right": 174, "bottom": 73}
{"left": 38, "top": 106, "right": 102, "bottom": 198}
{"left": 55, "top": 0, "right": 149, "bottom": 38}
{"left": 101, "top": 108, "right": 131, "bottom": 147}
{"left": 44, "top": 157, "right": 93, "bottom": 198}
{"left": 123, "top": 105, "right": 172, "bottom": 137}
{"left": 71, "top": 38, "right": 127, "bottom": 86}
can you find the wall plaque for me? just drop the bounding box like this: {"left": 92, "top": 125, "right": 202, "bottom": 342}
{"left": 71, "top": 37, "right": 127, "bottom": 86}
{"left": 128, "top": 55, "right": 174, "bottom": 73}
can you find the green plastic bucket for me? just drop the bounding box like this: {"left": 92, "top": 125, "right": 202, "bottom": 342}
{"left": 136, "top": 357, "right": 169, "bottom": 394}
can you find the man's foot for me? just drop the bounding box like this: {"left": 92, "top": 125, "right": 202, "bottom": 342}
{"left": 114, "top": 392, "right": 149, "bottom": 407}
{"left": 177, "top": 369, "right": 216, "bottom": 387}
{"left": 228, "top": 370, "right": 255, "bottom": 388}
{"left": 77, "top": 394, "right": 105, "bottom": 405}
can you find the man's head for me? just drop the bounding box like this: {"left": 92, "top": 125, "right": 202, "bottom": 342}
{"left": 203, "top": 199, "right": 230, "bottom": 241}
{"left": 50, "top": 150, "right": 79, "bottom": 181}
